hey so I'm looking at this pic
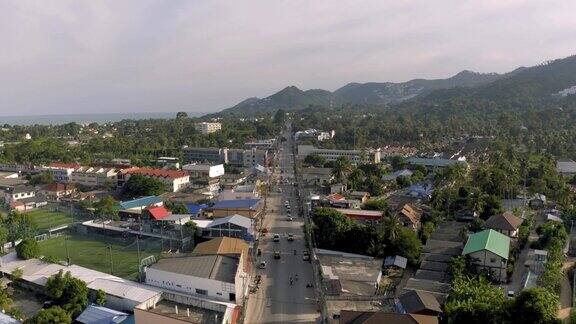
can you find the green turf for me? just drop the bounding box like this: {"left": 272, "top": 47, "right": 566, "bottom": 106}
{"left": 39, "top": 233, "right": 161, "bottom": 280}
{"left": 26, "top": 209, "right": 75, "bottom": 232}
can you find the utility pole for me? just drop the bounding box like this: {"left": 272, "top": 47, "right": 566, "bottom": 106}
{"left": 108, "top": 245, "right": 113, "bottom": 275}
{"left": 65, "top": 236, "right": 70, "bottom": 265}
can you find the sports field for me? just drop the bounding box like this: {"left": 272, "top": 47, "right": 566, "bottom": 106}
{"left": 27, "top": 209, "right": 75, "bottom": 232}
{"left": 39, "top": 233, "right": 162, "bottom": 280}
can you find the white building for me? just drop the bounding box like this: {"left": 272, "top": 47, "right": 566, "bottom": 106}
{"left": 70, "top": 166, "right": 117, "bottom": 188}
{"left": 40, "top": 162, "right": 81, "bottom": 182}
{"left": 195, "top": 122, "right": 222, "bottom": 134}
{"left": 297, "top": 145, "right": 380, "bottom": 164}
{"left": 145, "top": 255, "right": 247, "bottom": 305}
{"left": 183, "top": 164, "right": 225, "bottom": 179}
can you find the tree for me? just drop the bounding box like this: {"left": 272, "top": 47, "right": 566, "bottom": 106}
{"left": 303, "top": 154, "right": 326, "bottom": 167}
{"left": 510, "top": 287, "right": 559, "bottom": 324}
{"left": 29, "top": 172, "right": 54, "bottom": 185}
{"left": 45, "top": 270, "right": 89, "bottom": 318}
{"left": 362, "top": 199, "right": 388, "bottom": 211}
{"left": 183, "top": 221, "right": 199, "bottom": 237}
{"left": 312, "top": 208, "right": 355, "bottom": 250}
{"left": 392, "top": 228, "right": 422, "bottom": 265}
{"left": 16, "top": 238, "right": 40, "bottom": 260}
{"left": 94, "top": 196, "right": 119, "bottom": 221}
{"left": 95, "top": 289, "right": 106, "bottom": 306}
{"left": 169, "top": 203, "right": 188, "bottom": 215}
{"left": 123, "top": 174, "right": 165, "bottom": 198}
{"left": 175, "top": 111, "right": 188, "bottom": 119}
{"left": 0, "top": 227, "right": 8, "bottom": 253}
{"left": 273, "top": 109, "right": 287, "bottom": 125}
{"left": 332, "top": 156, "right": 352, "bottom": 182}
{"left": 390, "top": 156, "right": 406, "bottom": 171}
{"left": 26, "top": 306, "right": 71, "bottom": 324}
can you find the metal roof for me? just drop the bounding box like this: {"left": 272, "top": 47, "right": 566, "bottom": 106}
{"left": 186, "top": 203, "right": 208, "bottom": 214}
{"left": 76, "top": 304, "right": 129, "bottom": 324}
{"left": 208, "top": 214, "right": 252, "bottom": 229}
{"left": 406, "top": 157, "right": 467, "bottom": 168}
{"left": 149, "top": 255, "right": 238, "bottom": 283}
{"left": 462, "top": 229, "right": 510, "bottom": 259}
{"left": 212, "top": 199, "right": 261, "bottom": 210}
{"left": 119, "top": 196, "right": 162, "bottom": 210}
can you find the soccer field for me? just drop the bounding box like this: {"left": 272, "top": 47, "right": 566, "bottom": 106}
{"left": 26, "top": 209, "right": 75, "bottom": 232}
{"left": 39, "top": 233, "right": 162, "bottom": 280}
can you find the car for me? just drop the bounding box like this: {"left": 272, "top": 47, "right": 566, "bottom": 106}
{"left": 273, "top": 234, "right": 280, "bottom": 242}
{"left": 273, "top": 251, "right": 281, "bottom": 259}
{"left": 259, "top": 261, "right": 267, "bottom": 269}
{"left": 287, "top": 216, "right": 293, "bottom": 221}
{"left": 277, "top": 188, "right": 282, "bottom": 193}
{"left": 507, "top": 290, "right": 515, "bottom": 299}
{"left": 302, "top": 250, "right": 310, "bottom": 261}
{"left": 287, "top": 233, "right": 294, "bottom": 241}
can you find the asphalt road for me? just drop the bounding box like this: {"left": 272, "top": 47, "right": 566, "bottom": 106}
{"left": 244, "top": 132, "right": 318, "bottom": 324}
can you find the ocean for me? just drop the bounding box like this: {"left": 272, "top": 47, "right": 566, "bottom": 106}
{"left": 0, "top": 111, "right": 211, "bottom": 126}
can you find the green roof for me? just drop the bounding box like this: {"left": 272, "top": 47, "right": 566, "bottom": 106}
{"left": 462, "top": 229, "right": 510, "bottom": 259}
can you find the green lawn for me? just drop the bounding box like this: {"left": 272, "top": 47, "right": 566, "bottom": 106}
{"left": 26, "top": 209, "right": 76, "bottom": 232}
{"left": 39, "top": 233, "right": 161, "bottom": 280}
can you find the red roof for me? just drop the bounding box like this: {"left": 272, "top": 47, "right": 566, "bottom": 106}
{"left": 127, "top": 168, "right": 188, "bottom": 180}
{"left": 146, "top": 206, "right": 170, "bottom": 220}
{"left": 327, "top": 193, "right": 346, "bottom": 201}
{"left": 49, "top": 162, "right": 81, "bottom": 169}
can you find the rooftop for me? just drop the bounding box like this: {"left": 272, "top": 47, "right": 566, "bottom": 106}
{"left": 119, "top": 196, "right": 162, "bottom": 210}
{"left": 462, "top": 229, "right": 510, "bottom": 259}
{"left": 76, "top": 304, "right": 129, "bottom": 324}
{"left": 557, "top": 159, "right": 576, "bottom": 174}
{"left": 145, "top": 206, "right": 171, "bottom": 220}
{"left": 48, "top": 162, "right": 81, "bottom": 169}
{"left": 340, "top": 310, "right": 438, "bottom": 324}
{"left": 406, "top": 157, "right": 467, "bottom": 168}
{"left": 397, "top": 290, "right": 442, "bottom": 315}
{"left": 142, "top": 299, "right": 223, "bottom": 324}
{"left": 127, "top": 167, "right": 189, "bottom": 180}
{"left": 485, "top": 212, "right": 524, "bottom": 231}
{"left": 212, "top": 199, "right": 261, "bottom": 210}
{"left": 207, "top": 214, "right": 252, "bottom": 229}
{"left": 193, "top": 237, "right": 248, "bottom": 256}
{"left": 148, "top": 255, "right": 238, "bottom": 283}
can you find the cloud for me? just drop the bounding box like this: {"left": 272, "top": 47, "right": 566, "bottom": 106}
{"left": 0, "top": 0, "right": 575, "bottom": 116}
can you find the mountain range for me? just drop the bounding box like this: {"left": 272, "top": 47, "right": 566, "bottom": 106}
{"left": 217, "top": 55, "right": 576, "bottom": 116}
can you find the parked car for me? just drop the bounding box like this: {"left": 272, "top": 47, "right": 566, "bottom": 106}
{"left": 274, "top": 251, "right": 281, "bottom": 259}
{"left": 273, "top": 234, "right": 280, "bottom": 242}
{"left": 288, "top": 233, "right": 294, "bottom": 241}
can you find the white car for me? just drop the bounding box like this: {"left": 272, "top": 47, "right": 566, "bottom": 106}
{"left": 287, "top": 216, "right": 293, "bottom": 221}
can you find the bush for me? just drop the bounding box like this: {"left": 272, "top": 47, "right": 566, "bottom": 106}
{"left": 16, "top": 238, "right": 40, "bottom": 260}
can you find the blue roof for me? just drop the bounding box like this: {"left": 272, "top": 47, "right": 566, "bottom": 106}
{"left": 119, "top": 196, "right": 162, "bottom": 210}
{"left": 76, "top": 304, "right": 129, "bottom": 324}
{"left": 213, "top": 199, "right": 262, "bottom": 210}
{"left": 187, "top": 203, "right": 208, "bottom": 214}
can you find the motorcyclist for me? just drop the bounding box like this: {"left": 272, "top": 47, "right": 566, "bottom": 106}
{"left": 294, "top": 249, "right": 297, "bottom": 255}
{"left": 295, "top": 274, "right": 299, "bottom": 281}
{"left": 290, "top": 277, "right": 293, "bottom": 285}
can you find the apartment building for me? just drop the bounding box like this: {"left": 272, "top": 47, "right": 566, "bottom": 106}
{"left": 183, "top": 147, "right": 227, "bottom": 164}
{"left": 40, "top": 162, "right": 81, "bottom": 182}
{"left": 297, "top": 145, "right": 381, "bottom": 164}
{"left": 70, "top": 166, "right": 117, "bottom": 188}
{"left": 227, "top": 148, "right": 268, "bottom": 168}
{"left": 194, "top": 122, "right": 222, "bottom": 134}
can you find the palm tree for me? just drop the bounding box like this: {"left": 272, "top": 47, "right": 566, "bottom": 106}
{"left": 332, "top": 156, "right": 353, "bottom": 183}
{"left": 381, "top": 215, "right": 403, "bottom": 242}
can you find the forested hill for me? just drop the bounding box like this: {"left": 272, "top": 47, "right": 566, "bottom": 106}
{"left": 216, "top": 70, "right": 504, "bottom": 116}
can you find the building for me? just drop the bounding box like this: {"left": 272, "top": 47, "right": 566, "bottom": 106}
{"left": 294, "top": 129, "right": 335, "bottom": 142}
{"left": 384, "top": 255, "right": 408, "bottom": 270}
{"left": 119, "top": 196, "right": 164, "bottom": 211}
{"left": 301, "top": 167, "right": 334, "bottom": 185}
{"left": 205, "top": 215, "right": 254, "bottom": 240}
{"left": 156, "top": 157, "right": 180, "bottom": 169}
{"left": 4, "top": 185, "right": 36, "bottom": 204}
{"left": 0, "top": 171, "right": 28, "bottom": 192}
{"left": 382, "top": 169, "right": 414, "bottom": 182}
{"left": 70, "top": 166, "right": 117, "bottom": 188}
{"left": 242, "top": 148, "right": 268, "bottom": 168}
{"left": 211, "top": 199, "right": 264, "bottom": 219}
{"left": 194, "top": 122, "right": 222, "bottom": 134}
{"left": 3, "top": 185, "right": 48, "bottom": 211}
{"left": 339, "top": 311, "right": 438, "bottom": 324}
{"left": 398, "top": 204, "right": 423, "bottom": 231}
{"left": 183, "top": 147, "right": 227, "bottom": 164}
{"left": 332, "top": 208, "right": 383, "bottom": 223}
{"left": 406, "top": 157, "right": 467, "bottom": 169}
{"left": 462, "top": 229, "right": 510, "bottom": 282}
{"left": 145, "top": 254, "right": 246, "bottom": 305}
{"left": 297, "top": 145, "right": 380, "bottom": 164}
{"left": 76, "top": 304, "right": 130, "bottom": 324}
{"left": 39, "top": 183, "right": 76, "bottom": 201}
{"left": 347, "top": 191, "right": 370, "bottom": 203}
{"left": 41, "top": 162, "right": 81, "bottom": 182}
{"left": 143, "top": 206, "right": 171, "bottom": 222}
{"left": 133, "top": 299, "right": 229, "bottom": 324}
{"left": 396, "top": 290, "right": 442, "bottom": 317}
{"left": 244, "top": 139, "right": 276, "bottom": 150}
{"left": 123, "top": 168, "right": 190, "bottom": 192}
{"left": 484, "top": 212, "right": 524, "bottom": 238}
{"left": 183, "top": 163, "right": 224, "bottom": 194}
{"left": 556, "top": 159, "right": 576, "bottom": 176}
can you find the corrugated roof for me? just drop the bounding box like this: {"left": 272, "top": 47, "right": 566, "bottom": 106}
{"left": 406, "top": 157, "right": 467, "bottom": 168}
{"left": 212, "top": 199, "right": 261, "bottom": 210}
{"left": 119, "top": 196, "right": 162, "bottom": 210}
{"left": 87, "top": 278, "right": 161, "bottom": 303}
{"left": 127, "top": 167, "right": 188, "bottom": 180}
{"left": 186, "top": 203, "right": 208, "bottom": 214}
{"left": 208, "top": 214, "right": 252, "bottom": 229}
{"left": 192, "top": 237, "right": 248, "bottom": 256}
{"left": 397, "top": 290, "right": 442, "bottom": 314}
{"left": 146, "top": 206, "right": 170, "bottom": 220}
{"left": 485, "top": 212, "right": 523, "bottom": 231}
{"left": 149, "top": 255, "right": 238, "bottom": 283}
{"left": 462, "top": 229, "right": 510, "bottom": 259}
{"left": 76, "top": 304, "right": 129, "bottom": 324}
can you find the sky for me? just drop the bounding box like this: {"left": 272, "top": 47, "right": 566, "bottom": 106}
{"left": 0, "top": 0, "right": 575, "bottom": 117}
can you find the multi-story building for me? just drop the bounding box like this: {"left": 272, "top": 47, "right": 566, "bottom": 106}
{"left": 182, "top": 164, "right": 225, "bottom": 194}
{"left": 183, "top": 147, "right": 227, "bottom": 164}
{"left": 242, "top": 148, "right": 268, "bottom": 168}
{"left": 194, "top": 122, "right": 222, "bottom": 134}
{"left": 70, "top": 166, "right": 117, "bottom": 188}
{"left": 297, "top": 145, "right": 381, "bottom": 164}
{"left": 121, "top": 168, "right": 190, "bottom": 192}
{"left": 244, "top": 139, "right": 276, "bottom": 150}
{"left": 40, "top": 162, "right": 81, "bottom": 182}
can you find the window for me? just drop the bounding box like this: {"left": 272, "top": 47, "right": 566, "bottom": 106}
{"left": 490, "top": 258, "right": 496, "bottom": 263}
{"left": 195, "top": 289, "right": 207, "bottom": 295}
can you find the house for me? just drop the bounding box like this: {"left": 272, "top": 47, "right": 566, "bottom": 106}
{"left": 39, "top": 183, "right": 76, "bottom": 201}
{"left": 156, "top": 156, "right": 180, "bottom": 169}
{"left": 462, "top": 229, "right": 510, "bottom": 282}
{"left": 556, "top": 159, "right": 576, "bottom": 176}
{"left": 301, "top": 167, "right": 334, "bottom": 185}
{"left": 143, "top": 206, "right": 171, "bottom": 222}
{"left": 183, "top": 163, "right": 224, "bottom": 194}
{"left": 384, "top": 255, "right": 408, "bottom": 270}
{"left": 218, "top": 184, "right": 259, "bottom": 201}
{"left": 40, "top": 162, "right": 81, "bottom": 182}
{"left": 339, "top": 311, "right": 438, "bottom": 324}
{"left": 529, "top": 194, "right": 546, "bottom": 209}
{"left": 70, "top": 166, "right": 117, "bottom": 188}
{"left": 484, "top": 212, "right": 524, "bottom": 238}
{"left": 145, "top": 255, "right": 244, "bottom": 305}
{"left": 4, "top": 185, "right": 47, "bottom": 212}
{"left": 205, "top": 214, "right": 254, "bottom": 241}
{"left": 0, "top": 171, "right": 28, "bottom": 192}
{"left": 332, "top": 208, "right": 383, "bottom": 223}
{"left": 347, "top": 191, "right": 370, "bottom": 203}
{"left": 211, "top": 199, "right": 264, "bottom": 219}
{"left": 76, "top": 304, "right": 130, "bottom": 324}
{"left": 220, "top": 172, "right": 247, "bottom": 189}
{"left": 398, "top": 204, "right": 423, "bottom": 231}
{"left": 407, "top": 183, "right": 433, "bottom": 199}
{"left": 382, "top": 169, "right": 413, "bottom": 182}
{"left": 119, "top": 196, "right": 164, "bottom": 211}
{"left": 396, "top": 290, "right": 442, "bottom": 317}
{"left": 4, "top": 185, "right": 36, "bottom": 204}
{"left": 524, "top": 249, "right": 548, "bottom": 274}
{"left": 121, "top": 168, "right": 190, "bottom": 192}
